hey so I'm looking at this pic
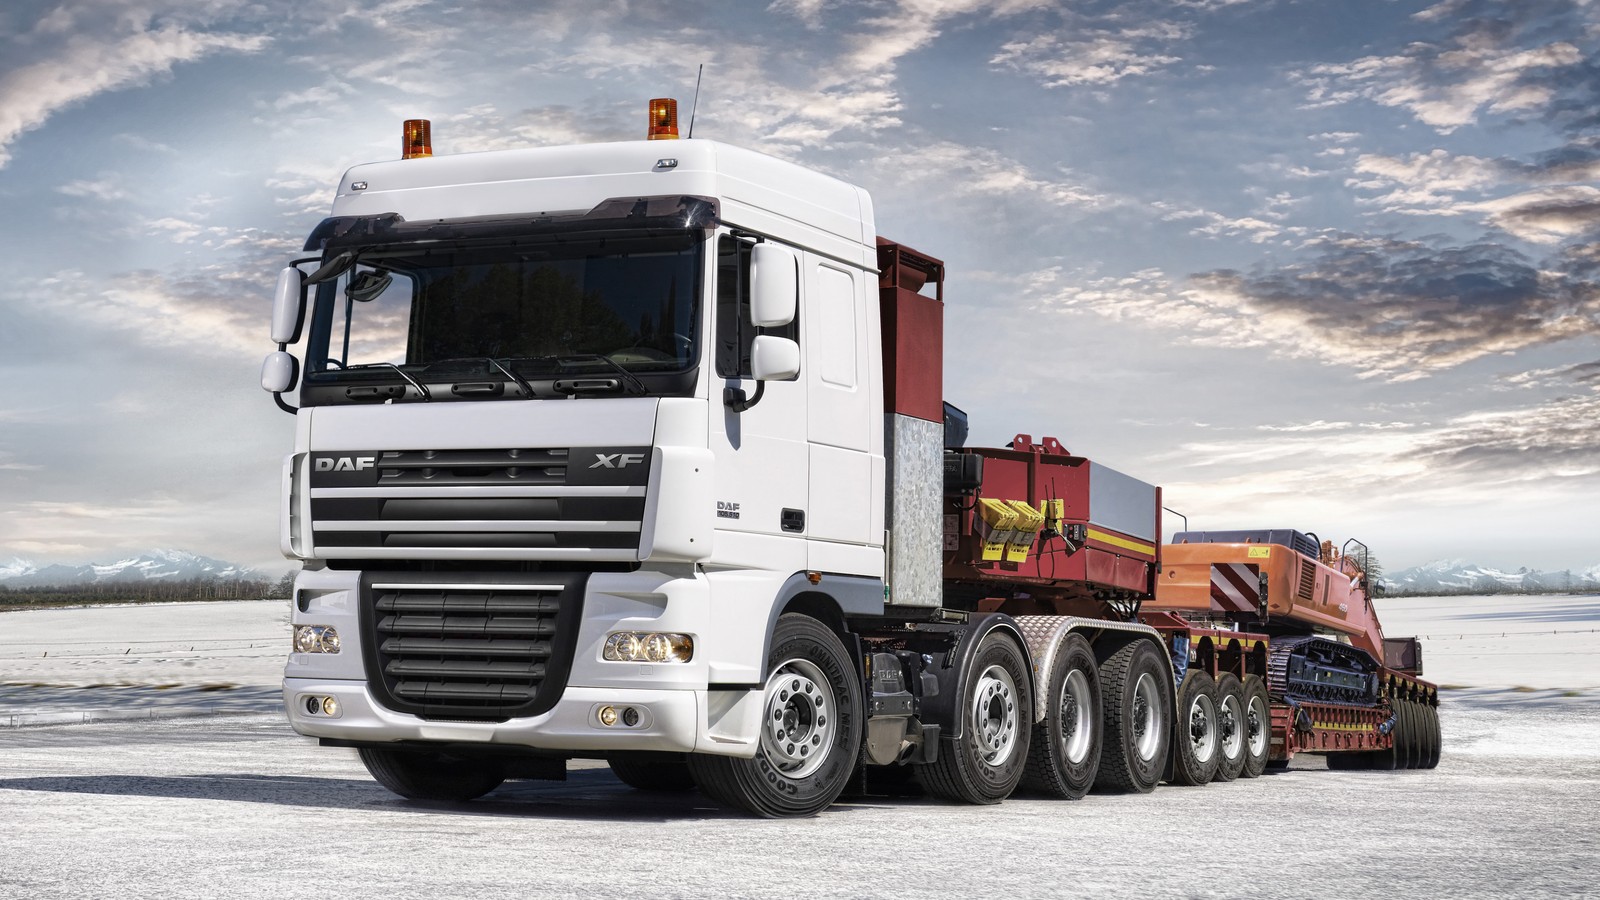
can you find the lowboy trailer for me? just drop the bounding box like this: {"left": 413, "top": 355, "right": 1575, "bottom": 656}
{"left": 261, "top": 100, "right": 1438, "bottom": 817}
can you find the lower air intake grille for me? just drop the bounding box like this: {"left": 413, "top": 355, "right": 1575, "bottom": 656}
{"left": 360, "top": 575, "right": 586, "bottom": 721}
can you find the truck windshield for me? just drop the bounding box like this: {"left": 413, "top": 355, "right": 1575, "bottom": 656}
{"left": 303, "top": 231, "right": 703, "bottom": 395}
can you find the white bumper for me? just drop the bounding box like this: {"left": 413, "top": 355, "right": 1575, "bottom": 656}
{"left": 284, "top": 566, "right": 767, "bottom": 757}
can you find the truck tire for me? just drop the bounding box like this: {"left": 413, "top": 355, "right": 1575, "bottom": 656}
{"left": 607, "top": 753, "right": 696, "bottom": 792}
{"left": 1022, "top": 633, "right": 1101, "bottom": 799}
{"left": 1370, "top": 702, "right": 1402, "bottom": 771}
{"left": 918, "top": 631, "right": 1033, "bottom": 804}
{"left": 1211, "top": 673, "right": 1247, "bottom": 782}
{"left": 1404, "top": 700, "right": 1424, "bottom": 769}
{"left": 1092, "top": 639, "right": 1171, "bottom": 794}
{"left": 1169, "top": 671, "right": 1221, "bottom": 786}
{"left": 1239, "top": 674, "right": 1271, "bottom": 779}
{"left": 687, "top": 614, "right": 862, "bottom": 818}
{"left": 1433, "top": 701, "right": 1446, "bottom": 762}
{"left": 357, "top": 747, "right": 506, "bottom": 802}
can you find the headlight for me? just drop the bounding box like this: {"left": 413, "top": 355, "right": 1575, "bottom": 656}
{"left": 294, "top": 625, "right": 341, "bottom": 654}
{"left": 603, "top": 631, "right": 692, "bottom": 663}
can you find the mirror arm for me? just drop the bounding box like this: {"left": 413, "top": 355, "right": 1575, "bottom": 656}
{"left": 723, "top": 380, "right": 765, "bottom": 413}
{"left": 272, "top": 392, "right": 299, "bottom": 415}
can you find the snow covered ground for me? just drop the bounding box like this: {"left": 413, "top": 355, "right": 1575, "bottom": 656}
{"left": 1375, "top": 593, "right": 1600, "bottom": 691}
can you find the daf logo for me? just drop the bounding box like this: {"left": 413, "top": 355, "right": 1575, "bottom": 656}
{"left": 590, "top": 452, "right": 646, "bottom": 469}
{"left": 315, "top": 456, "right": 377, "bottom": 472}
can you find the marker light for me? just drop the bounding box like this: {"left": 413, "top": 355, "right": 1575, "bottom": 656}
{"left": 647, "top": 98, "right": 679, "bottom": 140}
{"left": 402, "top": 119, "right": 432, "bottom": 159}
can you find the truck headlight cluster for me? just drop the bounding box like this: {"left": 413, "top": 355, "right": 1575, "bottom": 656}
{"left": 603, "top": 632, "right": 693, "bottom": 663}
{"left": 294, "top": 625, "right": 341, "bottom": 654}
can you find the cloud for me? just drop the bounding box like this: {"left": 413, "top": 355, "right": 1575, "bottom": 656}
{"left": 991, "top": 21, "right": 1187, "bottom": 87}
{"left": 1036, "top": 235, "right": 1600, "bottom": 381}
{"left": 0, "top": 15, "right": 269, "bottom": 167}
{"left": 1299, "top": 0, "right": 1594, "bottom": 133}
{"left": 57, "top": 176, "right": 132, "bottom": 203}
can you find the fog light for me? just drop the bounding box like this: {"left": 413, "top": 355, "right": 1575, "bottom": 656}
{"left": 603, "top": 631, "right": 693, "bottom": 663}
{"left": 598, "top": 705, "right": 619, "bottom": 727}
{"left": 321, "top": 696, "right": 339, "bottom": 716}
{"left": 621, "top": 706, "right": 640, "bottom": 727}
{"left": 294, "top": 625, "right": 341, "bottom": 654}
{"left": 304, "top": 696, "right": 320, "bottom": 715}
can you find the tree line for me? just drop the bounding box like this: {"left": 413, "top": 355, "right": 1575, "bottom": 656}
{"left": 0, "top": 573, "right": 295, "bottom": 610}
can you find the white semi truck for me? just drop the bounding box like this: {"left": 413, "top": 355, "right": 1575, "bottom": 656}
{"left": 264, "top": 102, "right": 1438, "bottom": 818}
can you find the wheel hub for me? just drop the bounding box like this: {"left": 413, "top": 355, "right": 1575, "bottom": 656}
{"left": 760, "top": 659, "right": 834, "bottom": 778}
{"left": 972, "top": 665, "right": 1019, "bottom": 766}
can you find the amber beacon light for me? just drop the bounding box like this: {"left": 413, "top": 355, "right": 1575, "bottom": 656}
{"left": 647, "top": 98, "right": 679, "bottom": 140}
{"left": 401, "top": 119, "right": 432, "bottom": 159}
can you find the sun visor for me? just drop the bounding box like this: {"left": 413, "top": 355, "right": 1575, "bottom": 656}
{"left": 302, "top": 195, "right": 721, "bottom": 252}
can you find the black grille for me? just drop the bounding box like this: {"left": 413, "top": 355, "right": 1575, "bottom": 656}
{"left": 360, "top": 574, "right": 587, "bottom": 721}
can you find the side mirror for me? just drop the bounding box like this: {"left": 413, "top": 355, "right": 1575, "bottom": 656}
{"left": 261, "top": 351, "right": 299, "bottom": 393}
{"left": 750, "top": 335, "right": 799, "bottom": 381}
{"left": 271, "top": 267, "right": 306, "bottom": 344}
{"left": 750, "top": 244, "right": 797, "bottom": 327}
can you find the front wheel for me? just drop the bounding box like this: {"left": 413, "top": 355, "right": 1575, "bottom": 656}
{"left": 358, "top": 747, "right": 506, "bottom": 802}
{"left": 918, "top": 631, "right": 1033, "bottom": 804}
{"left": 687, "top": 614, "right": 862, "bottom": 817}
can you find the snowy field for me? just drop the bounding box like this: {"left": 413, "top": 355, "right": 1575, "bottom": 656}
{"left": 0, "top": 594, "right": 1596, "bottom": 898}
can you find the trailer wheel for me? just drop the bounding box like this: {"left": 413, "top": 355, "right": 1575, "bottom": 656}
{"left": 1404, "top": 700, "right": 1426, "bottom": 769}
{"left": 1092, "top": 639, "right": 1171, "bottom": 794}
{"left": 607, "top": 753, "right": 697, "bottom": 792}
{"left": 1169, "top": 671, "right": 1221, "bottom": 786}
{"left": 1424, "top": 702, "right": 1442, "bottom": 769}
{"left": 1238, "top": 674, "right": 1271, "bottom": 779}
{"left": 357, "top": 748, "right": 506, "bottom": 802}
{"left": 1022, "top": 634, "right": 1101, "bottom": 799}
{"left": 1370, "top": 701, "right": 1402, "bottom": 771}
{"left": 918, "top": 631, "right": 1032, "bottom": 804}
{"left": 687, "top": 614, "right": 863, "bottom": 818}
{"left": 1211, "top": 673, "right": 1247, "bottom": 782}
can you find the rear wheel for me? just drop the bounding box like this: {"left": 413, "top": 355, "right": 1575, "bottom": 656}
{"left": 1238, "top": 675, "right": 1271, "bottom": 779}
{"left": 1370, "top": 701, "right": 1402, "bottom": 771}
{"left": 1093, "top": 640, "right": 1171, "bottom": 793}
{"left": 1211, "top": 673, "right": 1247, "bottom": 782}
{"left": 687, "top": 614, "right": 863, "bottom": 818}
{"left": 1399, "top": 700, "right": 1420, "bottom": 769}
{"left": 1022, "top": 634, "right": 1101, "bottom": 799}
{"left": 358, "top": 748, "right": 506, "bottom": 802}
{"left": 607, "top": 753, "right": 696, "bottom": 792}
{"left": 1169, "top": 671, "right": 1221, "bottom": 785}
{"left": 1424, "top": 702, "right": 1442, "bottom": 769}
{"left": 918, "top": 631, "right": 1033, "bottom": 804}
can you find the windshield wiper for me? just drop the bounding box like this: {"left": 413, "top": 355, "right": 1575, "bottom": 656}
{"left": 421, "top": 357, "right": 537, "bottom": 399}
{"left": 340, "top": 362, "right": 433, "bottom": 401}
{"left": 553, "top": 354, "right": 651, "bottom": 396}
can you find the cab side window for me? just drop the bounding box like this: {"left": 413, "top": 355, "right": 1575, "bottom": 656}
{"left": 716, "top": 235, "right": 798, "bottom": 378}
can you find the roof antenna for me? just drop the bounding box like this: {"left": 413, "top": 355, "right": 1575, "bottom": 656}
{"left": 687, "top": 64, "right": 704, "bottom": 139}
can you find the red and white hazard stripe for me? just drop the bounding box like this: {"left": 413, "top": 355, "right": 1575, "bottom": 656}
{"left": 1210, "top": 563, "right": 1259, "bottom": 614}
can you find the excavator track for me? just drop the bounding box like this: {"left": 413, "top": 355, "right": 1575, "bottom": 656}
{"left": 1266, "top": 636, "right": 1380, "bottom": 707}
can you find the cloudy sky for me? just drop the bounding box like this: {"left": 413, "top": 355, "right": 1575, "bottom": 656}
{"left": 0, "top": 0, "right": 1596, "bottom": 575}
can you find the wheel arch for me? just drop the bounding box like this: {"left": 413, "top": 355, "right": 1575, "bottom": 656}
{"left": 917, "top": 612, "right": 1035, "bottom": 742}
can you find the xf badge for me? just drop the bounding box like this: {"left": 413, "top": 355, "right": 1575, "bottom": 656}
{"left": 590, "top": 452, "right": 646, "bottom": 469}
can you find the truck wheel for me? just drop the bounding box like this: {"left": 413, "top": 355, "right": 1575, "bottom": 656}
{"left": 357, "top": 748, "right": 506, "bottom": 802}
{"left": 1169, "top": 671, "right": 1221, "bottom": 786}
{"left": 1092, "top": 639, "right": 1171, "bottom": 794}
{"left": 1211, "top": 673, "right": 1247, "bottom": 782}
{"left": 918, "top": 631, "right": 1033, "bottom": 804}
{"left": 1433, "top": 701, "right": 1446, "bottom": 762}
{"left": 1370, "top": 702, "right": 1401, "bottom": 771}
{"left": 1238, "top": 674, "right": 1271, "bottom": 779}
{"left": 687, "top": 614, "right": 862, "bottom": 818}
{"left": 1404, "top": 700, "right": 1424, "bottom": 769}
{"left": 607, "top": 753, "right": 696, "bottom": 792}
{"left": 1022, "top": 633, "right": 1101, "bottom": 799}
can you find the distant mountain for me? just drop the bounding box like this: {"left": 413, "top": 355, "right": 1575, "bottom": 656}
{"left": 1385, "top": 559, "right": 1600, "bottom": 595}
{"left": 0, "top": 549, "right": 260, "bottom": 588}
